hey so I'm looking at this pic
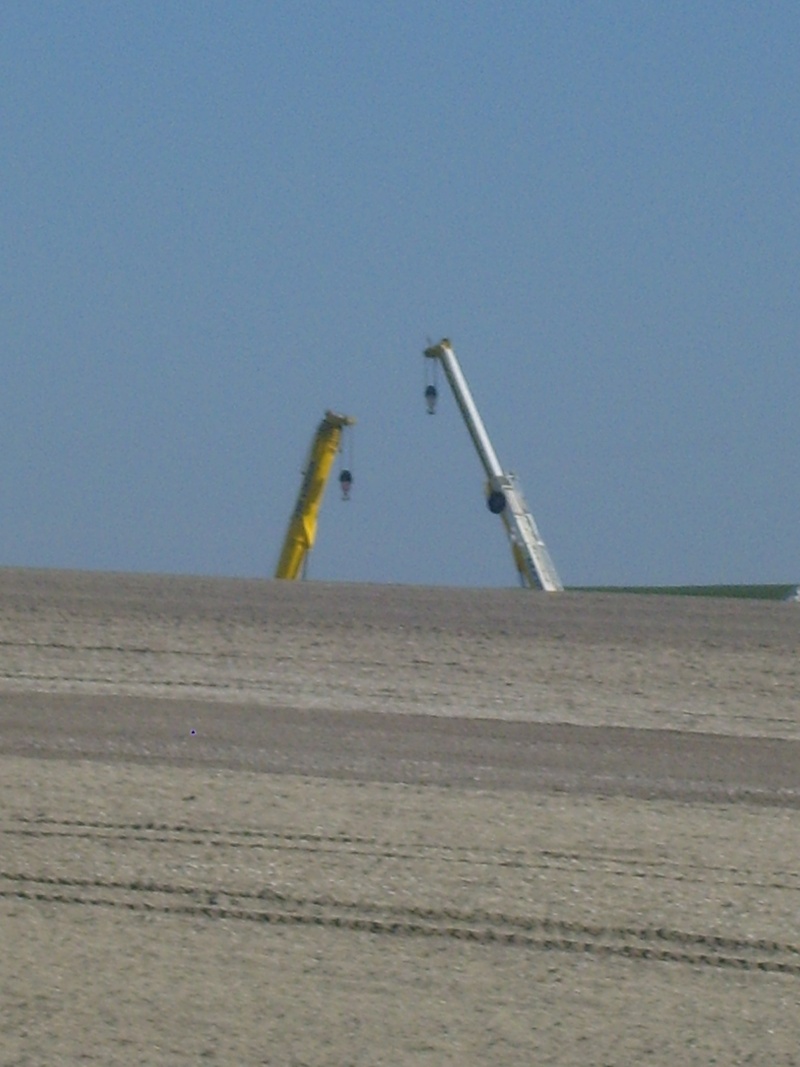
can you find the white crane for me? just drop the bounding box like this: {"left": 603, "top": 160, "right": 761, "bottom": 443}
{"left": 424, "top": 339, "right": 563, "bottom": 591}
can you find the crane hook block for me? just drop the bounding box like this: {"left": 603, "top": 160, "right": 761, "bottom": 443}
{"left": 424, "top": 384, "right": 438, "bottom": 414}
{"left": 339, "top": 469, "right": 353, "bottom": 500}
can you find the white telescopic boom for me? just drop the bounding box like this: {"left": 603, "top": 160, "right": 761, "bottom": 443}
{"left": 424, "top": 339, "right": 563, "bottom": 592}
{"left": 431, "top": 341, "right": 505, "bottom": 480}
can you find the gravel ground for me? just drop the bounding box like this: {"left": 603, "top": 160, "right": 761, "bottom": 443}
{"left": 1, "top": 568, "right": 799, "bottom": 1065}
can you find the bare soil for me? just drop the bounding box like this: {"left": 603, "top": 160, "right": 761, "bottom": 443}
{"left": 1, "top": 568, "right": 799, "bottom": 1065}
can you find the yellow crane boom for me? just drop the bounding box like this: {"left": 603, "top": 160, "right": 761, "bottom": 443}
{"left": 274, "top": 410, "right": 355, "bottom": 580}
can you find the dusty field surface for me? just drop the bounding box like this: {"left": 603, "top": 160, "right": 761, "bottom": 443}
{"left": 1, "top": 567, "right": 800, "bottom": 1065}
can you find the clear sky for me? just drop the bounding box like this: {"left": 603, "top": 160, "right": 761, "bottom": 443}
{"left": 3, "top": 2, "right": 798, "bottom": 588}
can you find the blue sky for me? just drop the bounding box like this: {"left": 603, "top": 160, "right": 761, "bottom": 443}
{"left": 3, "top": 2, "right": 798, "bottom": 587}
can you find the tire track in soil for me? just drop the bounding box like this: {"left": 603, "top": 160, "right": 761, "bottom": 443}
{"left": 8, "top": 817, "right": 800, "bottom": 894}
{"left": 4, "top": 816, "right": 800, "bottom": 978}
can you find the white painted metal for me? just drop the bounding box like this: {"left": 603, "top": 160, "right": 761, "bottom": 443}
{"left": 424, "top": 339, "right": 563, "bottom": 591}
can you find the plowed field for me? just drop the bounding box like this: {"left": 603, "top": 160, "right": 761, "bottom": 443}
{"left": 2, "top": 569, "right": 799, "bottom": 1065}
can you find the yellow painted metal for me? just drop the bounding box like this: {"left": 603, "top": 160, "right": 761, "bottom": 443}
{"left": 274, "top": 410, "right": 355, "bottom": 580}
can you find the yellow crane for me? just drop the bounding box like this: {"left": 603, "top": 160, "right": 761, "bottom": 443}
{"left": 274, "top": 410, "right": 355, "bottom": 580}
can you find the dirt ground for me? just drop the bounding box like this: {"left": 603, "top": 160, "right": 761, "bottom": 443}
{"left": 1, "top": 568, "right": 799, "bottom": 1065}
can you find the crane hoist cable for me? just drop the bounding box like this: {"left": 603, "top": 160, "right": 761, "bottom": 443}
{"left": 424, "top": 348, "right": 439, "bottom": 414}
{"left": 338, "top": 421, "right": 355, "bottom": 500}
